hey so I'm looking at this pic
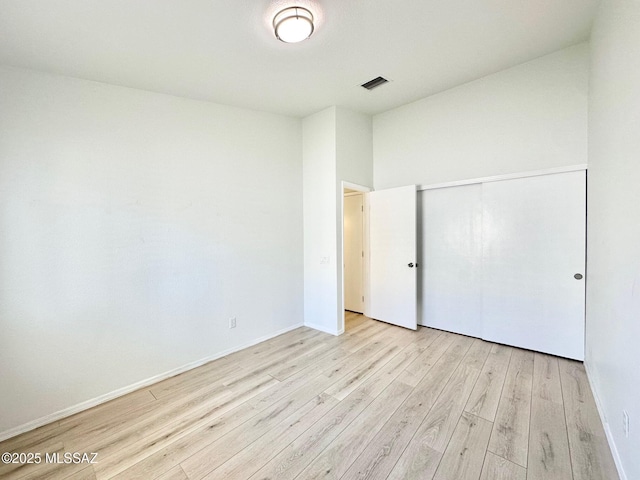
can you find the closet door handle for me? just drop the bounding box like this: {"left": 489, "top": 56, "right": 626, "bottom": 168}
{"left": 408, "top": 263, "right": 414, "bottom": 268}
{"left": 574, "top": 273, "right": 583, "bottom": 280}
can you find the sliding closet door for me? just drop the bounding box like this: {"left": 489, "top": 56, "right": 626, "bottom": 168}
{"left": 482, "top": 171, "right": 586, "bottom": 360}
{"left": 420, "top": 184, "right": 483, "bottom": 336}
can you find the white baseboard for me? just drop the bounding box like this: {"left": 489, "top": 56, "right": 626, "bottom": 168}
{"left": 0, "top": 322, "right": 304, "bottom": 443}
{"left": 305, "top": 321, "right": 343, "bottom": 336}
{"left": 584, "top": 361, "right": 628, "bottom": 480}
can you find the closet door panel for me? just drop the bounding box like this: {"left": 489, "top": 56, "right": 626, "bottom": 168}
{"left": 419, "top": 184, "right": 483, "bottom": 337}
{"left": 481, "top": 171, "right": 586, "bottom": 360}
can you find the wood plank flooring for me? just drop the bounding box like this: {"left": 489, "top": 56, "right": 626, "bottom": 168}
{"left": 0, "top": 313, "right": 619, "bottom": 480}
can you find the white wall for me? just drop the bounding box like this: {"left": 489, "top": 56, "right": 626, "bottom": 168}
{"left": 336, "top": 108, "right": 373, "bottom": 189}
{"left": 0, "top": 66, "right": 303, "bottom": 436}
{"left": 302, "top": 107, "right": 339, "bottom": 334}
{"left": 587, "top": 1, "right": 640, "bottom": 478}
{"left": 373, "top": 43, "right": 589, "bottom": 189}
{"left": 302, "top": 107, "right": 372, "bottom": 335}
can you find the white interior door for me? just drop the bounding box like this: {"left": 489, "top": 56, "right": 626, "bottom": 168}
{"left": 482, "top": 171, "right": 586, "bottom": 360}
{"left": 344, "top": 194, "right": 364, "bottom": 313}
{"left": 366, "top": 185, "right": 417, "bottom": 330}
{"left": 420, "top": 184, "right": 483, "bottom": 336}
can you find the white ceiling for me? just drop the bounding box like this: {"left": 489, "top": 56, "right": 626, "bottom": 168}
{"left": 0, "top": 0, "right": 598, "bottom": 117}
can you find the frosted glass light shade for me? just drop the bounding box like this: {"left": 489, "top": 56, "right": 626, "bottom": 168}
{"left": 273, "top": 7, "right": 314, "bottom": 43}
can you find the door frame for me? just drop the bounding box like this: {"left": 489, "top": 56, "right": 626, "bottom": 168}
{"left": 340, "top": 181, "right": 371, "bottom": 334}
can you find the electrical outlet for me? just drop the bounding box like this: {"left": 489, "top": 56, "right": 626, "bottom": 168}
{"left": 623, "top": 410, "right": 630, "bottom": 438}
{"left": 229, "top": 317, "right": 237, "bottom": 329}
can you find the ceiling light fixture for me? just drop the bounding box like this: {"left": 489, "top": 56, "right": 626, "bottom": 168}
{"left": 273, "top": 6, "right": 314, "bottom": 43}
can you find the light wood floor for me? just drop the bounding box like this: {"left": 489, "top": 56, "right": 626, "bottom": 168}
{"left": 0, "top": 313, "right": 619, "bottom": 480}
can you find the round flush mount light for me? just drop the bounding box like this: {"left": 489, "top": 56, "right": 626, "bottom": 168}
{"left": 273, "top": 6, "right": 314, "bottom": 43}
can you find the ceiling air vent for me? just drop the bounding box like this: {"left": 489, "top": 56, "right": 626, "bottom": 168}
{"left": 361, "top": 76, "right": 389, "bottom": 90}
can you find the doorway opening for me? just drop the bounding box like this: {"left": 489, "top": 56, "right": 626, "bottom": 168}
{"left": 340, "top": 181, "right": 370, "bottom": 334}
